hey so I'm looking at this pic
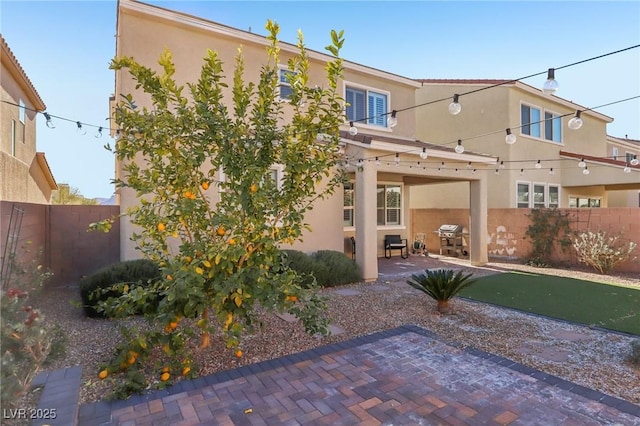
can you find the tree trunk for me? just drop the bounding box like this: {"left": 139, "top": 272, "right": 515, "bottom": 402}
{"left": 199, "top": 308, "right": 210, "bottom": 348}
{"left": 436, "top": 300, "right": 451, "bottom": 314}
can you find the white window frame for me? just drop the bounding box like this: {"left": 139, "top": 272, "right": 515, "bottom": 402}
{"left": 532, "top": 182, "right": 546, "bottom": 208}
{"left": 277, "top": 67, "right": 296, "bottom": 101}
{"left": 543, "top": 108, "right": 563, "bottom": 143}
{"left": 626, "top": 152, "right": 635, "bottom": 164}
{"left": 343, "top": 181, "right": 355, "bottom": 229}
{"left": 517, "top": 181, "right": 559, "bottom": 208}
{"left": 520, "top": 102, "right": 564, "bottom": 144}
{"left": 548, "top": 185, "right": 560, "bottom": 208}
{"left": 520, "top": 103, "right": 541, "bottom": 139}
{"left": 342, "top": 181, "right": 405, "bottom": 230}
{"left": 18, "top": 100, "right": 26, "bottom": 143}
{"left": 376, "top": 182, "right": 403, "bottom": 228}
{"left": 344, "top": 81, "right": 392, "bottom": 132}
{"left": 569, "top": 196, "right": 602, "bottom": 208}
{"left": 612, "top": 147, "right": 619, "bottom": 161}
{"left": 516, "top": 181, "right": 531, "bottom": 208}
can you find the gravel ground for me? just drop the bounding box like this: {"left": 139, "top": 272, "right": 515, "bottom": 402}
{"left": 30, "top": 260, "right": 640, "bottom": 408}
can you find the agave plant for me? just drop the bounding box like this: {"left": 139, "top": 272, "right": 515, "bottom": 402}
{"left": 406, "top": 269, "right": 477, "bottom": 314}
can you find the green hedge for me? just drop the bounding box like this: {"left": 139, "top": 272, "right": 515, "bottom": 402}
{"left": 79, "top": 259, "right": 161, "bottom": 318}
{"left": 282, "top": 250, "right": 362, "bottom": 288}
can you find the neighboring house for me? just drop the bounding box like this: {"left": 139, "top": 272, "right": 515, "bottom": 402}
{"left": 411, "top": 80, "right": 640, "bottom": 210}
{"left": 0, "top": 35, "right": 57, "bottom": 203}
{"left": 113, "top": 0, "right": 497, "bottom": 281}
{"left": 606, "top": 135, "right": 640, "bottom": 207}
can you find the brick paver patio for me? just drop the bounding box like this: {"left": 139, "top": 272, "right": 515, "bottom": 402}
{"left": 78, "top": 325, "right": 640, "bottom": 425}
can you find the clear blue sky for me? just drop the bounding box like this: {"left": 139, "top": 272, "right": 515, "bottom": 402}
{"left": 2, "top": 1, "right": 639, "bottom": 199}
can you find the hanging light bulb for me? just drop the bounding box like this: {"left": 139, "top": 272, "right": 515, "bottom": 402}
{"left": 505, "top": 128, "right": 516, "bottom": 145}
{"left": 375, "top": 157, "right": 381, "bottom": 166}
{"left": 419, "top": 147, "right": 428, "bottom": 160}
{"left": 631, "top": 155, "right": 639, "bottom": 166}
{"left": 583, "top": 166, "right": 590, "bottom": 175}
{"left": 348, "top": 122, "right": 358, "bottom": 136}
{"left": 455, "top": 168, "right": 459, "bottom": 173}
{"left": 43, "top": 112, "right": 55, "bottom": 129}
{"left": 549, "top": 168, "right": 555, "bottom": 175}
{"left": 387, "top": 110, "right": 398, "bottom": 128}
{"left": 472, "top": 169, "right": 477, "bottom": 174}
{"left": 448, "top": 94, "right": 462, "bottom": 115}
{"left": 454, "top": 139, "right": 465, "bottom": 154}
{"left": 542, "top": 68, "right": 559, "bottom": 95}
{"left": 520, "top": 168, "right": 524, "bottom": 176}
{"left": 357, "top": 159, "right": 364, "bottom": 170}
{"left": 535, "top": 160, "right": 542, "bottom": 169}
{"left": 499, "top": 161, "right": 505, "bottom": 169}
{"left": 578, "top": 158, "right": 586, "bottom": 168}
{"left": 466, "top": 161, "right": 472, "bottom": 169}
{"left": 95, "top": 126, "right": 103, "bottom": 138}
{"left": 494, "top": 169, "right": 500, "bottom": 175}
{"left": 624, "top": 163, "right": 631, "bottom": 173}
{"left": 76, "top": 121, "right": 87, "bottom": 135}
{"left": 437, "top": 167, "right": 442, "bottom": 173}
{"left": 394, "top": 153, "right": 400, "bottom": 167}
{"left": 115, "top": 129, "right": 121, "bottom": 139}
{"left": 441, "top": 161, "right": 446, "bottom": 168}
{"left": 568, "top": 110, "right": 583, "bottom": 130}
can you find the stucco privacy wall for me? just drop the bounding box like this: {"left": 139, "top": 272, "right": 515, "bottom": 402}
{"left": 0, "top": 201, "right": 120, "bottom": 287}
{"left": 411, "top": 208, "right": 640, "bottom": 273}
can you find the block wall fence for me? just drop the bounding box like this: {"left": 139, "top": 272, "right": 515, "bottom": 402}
{"left": 0, "top": 201, "right": 120, "bottom": 287}
{"left": 411, "top": 208, "right": 640, "bottom": 274}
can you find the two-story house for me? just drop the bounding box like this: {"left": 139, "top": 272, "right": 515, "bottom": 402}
{"left": 113, "top": 0, "right": 498, "bottom": 280}
{"left": 411, "top": 80, "right": 640, "bottom": 210}
{"left": 1, "top": 35, "right": 57, "bottom": 203}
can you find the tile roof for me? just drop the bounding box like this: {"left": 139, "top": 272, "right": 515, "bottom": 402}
{"left": 0, "top": 34, "right": 46, "bottom": 111}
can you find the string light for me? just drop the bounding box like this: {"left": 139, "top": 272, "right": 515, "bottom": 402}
{"left": 387, "top": 110, "right": 398, "bottom": 128}
{"left": 624, "top": 164, "right": 632, "bottom": 173}
{"left": 520, "top": 168, "right": 524, "bottom": 176}
{"left": 505, "top": 128, "right": 516, "bottom": 145}
{"left": 348, "top": 121, "right": 357, "bottom": 136}
{"left": 419, "top": 147, "right": 428, "bottom": 159}
{"left": 394, "top": 153, "right": 400, "bottom": 167}
{"left": 94, "top": 126, "right": 103, "bottom": 138}
{"left": 375, "top": 157, "right": 381, "bottom": 166}
{"left": 494, "top": 169, "right": 500, "bottom": 175}
{"left": 568, "top": 110, "right": 583, "bottom": 130}
{"left": 76, "top": 121, "right": 86, "bottom": 135}
{"left": 43, "top": 112, "right": 55, "bottom": 128}
{"left": 535, "top": 160, "right": 542, "bottom": 169}
{"left": 582, "top": 165, "right": 590, "bottom": 175}
{"left": 499, "top": 161, "right": 505, "bottom": 169}
{"left": 454, "top": 139, "right": 465, "bottom": 154}
{"left": 448, "top": 94, "right": 461, "bottom": 115}
{"left": 631, "top": 155, "right": 639, "bottom": 166}
{"left": 542, "top": 68, "right": 559, "bottom": 95}
{"left": 578, "top": 158, "right": 586, "bottom": 168}
{"left": 549, "top": 168, "right": 555, "bottom": 175}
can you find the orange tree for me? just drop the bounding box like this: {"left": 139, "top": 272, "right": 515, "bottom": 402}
{"left": 100, "top": 21, "right": 346, "bottom": 394}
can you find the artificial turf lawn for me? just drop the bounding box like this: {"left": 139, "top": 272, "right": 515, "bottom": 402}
{"left": 459, "top": 272, "right": 640, "bottom": 336}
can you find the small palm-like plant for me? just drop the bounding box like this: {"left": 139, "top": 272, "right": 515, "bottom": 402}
{"left": 406, "top": 269, "right": 477, "bottom": 314}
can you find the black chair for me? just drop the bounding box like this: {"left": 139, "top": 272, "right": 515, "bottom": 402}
{"left": 350, "top": 236, "right": 356, "bottom": 260}
{"left": 384, "top": 234, "right": 408, "bottom": 259}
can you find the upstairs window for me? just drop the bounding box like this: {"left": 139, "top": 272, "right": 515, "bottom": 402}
{"left": 18, "top": 99, "right": 25, "bottom": 143}
{"left": 521, "top": 104, "right": 541, "bottom": 138}
{"left": 544, "top": 112, "right": 562, "bottom": 142}
{"left": 346, "top": 86, "right": 388, "bottom": 128}
{"left": 278, "top": 69, "right": 296, "bottom": 100}
{"left": 521, "top": 103, "right": 563, "bottom": 143}
{"left": 612, "top": 147, "right": 619, "bottom": 161}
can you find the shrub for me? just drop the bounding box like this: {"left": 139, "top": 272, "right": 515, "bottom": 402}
{"left": 406, "top": 269, "right": 477, "bottom": 314}
{"left": 0, "top": 251, "right": 55, "bottom": 408}
{"left": 525, "top": 208, "right": 571, "bottom": 266}
{"left": 79, "top": 259, "right": 161, "bottom": 318}
{"left": 282, "top": 250, "right": 361, "bottom": 288}
{"left": 572, "top": 230, "right": 637, "bottom": 274}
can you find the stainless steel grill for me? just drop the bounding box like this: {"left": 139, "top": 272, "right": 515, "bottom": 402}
{"left": 436, "top": 224, "right": 466, "bottom": 256}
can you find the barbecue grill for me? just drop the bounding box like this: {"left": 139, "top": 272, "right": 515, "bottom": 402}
{"left": 436, "top": 224, "right": 466, "bottom": 256}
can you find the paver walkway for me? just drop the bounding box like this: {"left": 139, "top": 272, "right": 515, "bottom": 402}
{"left": 78, "top": 325, "right": 640, "bottom": 425}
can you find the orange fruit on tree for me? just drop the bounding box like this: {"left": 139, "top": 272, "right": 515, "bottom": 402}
{"left": 162, "top": 366, "right": 170, "bottom": 373}
{"left": 160, "top": 372, "right": 170, "bottom": 381}
{"left": 98, "top": 369, "right": 108, "bottom": 380}
{"left": 128, "top": 356, "right": 136, "bottom": 365}
{"left": 201, "top": 181, "right": 209, "bottom": 190}
{"left": 250, "top": 184, "right": 258, "bottom": 193}
{"left": 235, "top": 349, "right": 243, "bottom": 358}
{"left": 182, "top": 366, "right": 191, "bottom": 376}
{"left": 217, "top": 226, "right": 226, "bottom": 236}
{"left": 157, "top": 223, "right": 166, "bottom": 232}
{"left": 169, "top": 321, "right": 178, "bottom": 330}
{"left": 228, "top": 238, "right": 236, "bottom": 245}
{"left": 166, "top": 274, "right": 173, "bottom": 281}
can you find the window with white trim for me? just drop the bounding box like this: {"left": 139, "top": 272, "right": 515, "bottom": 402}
{"left": 521, "top": 104, "right": 541, "bottom": 138}
{"left": 544, "top": 111, "right": 562, "bottom": 143}
{"left": 533, "top": 184, "right": 546, "bottom": 208}
{"left": 18, "top": 100, "right": 25, "bottom": 143}
{"left": 345, "top": 85, "right": 388, "bottom": 128}
{"left": 343, "top": 182, "right": 354, "bottom": 227}
{"left": 612, "top": 147, "right": 619, "bottom": 161}
{"left": 377, "top": 184, "right": 402, "bottom": 225}
{"left": 518, "top": 182, "right": 559, "bottom": 208}
{"left": 278, "top": 69, "right": 296, "bottom": 100}
{"left": 626, "top": 152, "right": 635, "bottom": 163}
{"left": 569, "top": 197, "right": 601, "bottom": 208}
{"left": 521, "top": 103, "right": 563, "bottom": 143}
{"left": 517, "top": 182, "right": 530, "bottom": 208}
{"left": 549, "top": 185, "right": 559, "bottom": 208}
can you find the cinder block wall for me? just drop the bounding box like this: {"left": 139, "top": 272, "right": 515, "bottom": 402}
{"left": 411, "top": 208, "right": 640, "bottom": 273}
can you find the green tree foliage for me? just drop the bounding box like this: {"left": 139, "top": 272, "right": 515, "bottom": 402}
{"left": 51, "top": 183, "right": 98, "bottom": 205}
{"left": 525, "top": 208, "right": 572, "bottom": 266}
{"left": 101, "top": 21, "right": 346, "bottom": 394}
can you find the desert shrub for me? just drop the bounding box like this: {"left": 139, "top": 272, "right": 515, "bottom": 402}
{"left": 79, "top": 259, "right": 161, "bottom": 318}
{"left": 406, "top": 269, "right": 477, "bottom": 314}
{"left": 573, "top": 230, "right": 637, "bottom": 274}
{"left": 0, "top": 251, "right": 55, "bottom": 408}
{"left": 628, "top": 340, "right": 640, "bottom": 366}
{"left": 525, "top": 208, "right": 571, "bottom": 267}
{"left": 282, "top": 250, "right": 361, "bottom": 288}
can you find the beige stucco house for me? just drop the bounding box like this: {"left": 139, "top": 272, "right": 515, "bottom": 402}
{"left": 411, "top": 80, "right": 640, "bottom": 210}
{"left": 1, "top": 35, "right": 57, "bottom": 204}
{"left": 113, "top": 0, "right": 498, "bottom": 281}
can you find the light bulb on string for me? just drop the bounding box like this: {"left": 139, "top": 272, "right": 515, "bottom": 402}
{"left": 583, "top": 166, "right": 590, "bottom": 175}
{"left": 499, "top": 161, "right": 505, "bottom": 169}
{"left": 542, "top": 68, "right": 559, "bottom": 95}
{"left": 549, "top": 168, "right": 555, "bottom": 175}
{"left": 520, "top": 169, "right": 524, "bottom": 176}
{"left": 624, "top": 163, "right": 631, "bottom": 173}
{"left": 472, "top": 169, "right": 477, "bottom": 174}
{"left": 535, "top": 160, "right": 542, "bottom": 169}
{"left": 43, "top": 112, "right": 55, "bottom": 129}
{"left": 375, "top": 157, "right": 381, "bottom": 166}
{"left": 568, "top": 110, "right": 583, "bottom": 130}
{"left": 494, "top": 169, "right": 500, "bottom": 175}
{"left": 631, "top": 155, "right": 639, "bottom": 166}
{"left": 441, "top": 161, "right": 446, "bottom": 169}
{"left": 419, "top": 147, "right": 428, "bottom": 160}
{"left": 394, "top": 153, "right": 400, "bottom": 167}
{"left": 505, "top": 128, "right": 516, "bottom": 145}
{"left": 578, "top": 158, "right": 586, "bottom": 168}
{"left": 76, "top": 121, "right": 87, "bottom": 135}
{"left": 466, "top": 161, "right": 472, "bottom": 169}
{"left": 387, "top": 110, "right": 398, "bottom": 128}
{"left": 95, "top": 127, "right": 103, "bottom": 138}
{"left": 348, "top": 122, "right": 358, "bottom": 136}
{"left": 448, "top": 94, "right": 462, "bottom": 115}
{"left": 454, "top": 139, "right": 465, "bottom": 154}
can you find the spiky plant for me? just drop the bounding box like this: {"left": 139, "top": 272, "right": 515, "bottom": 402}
{"left": 406, "top": 269, "right": 477, "bottom": 314}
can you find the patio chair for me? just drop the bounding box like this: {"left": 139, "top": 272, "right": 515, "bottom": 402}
{"left": 384, "top": 234, "right": 408, "bottom": 259}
